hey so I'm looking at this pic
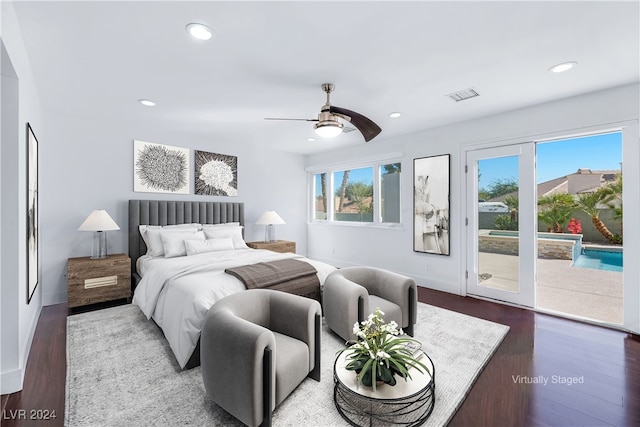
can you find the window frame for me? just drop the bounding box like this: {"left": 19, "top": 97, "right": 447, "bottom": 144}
{"left": 308, "top": 154, "right": 403, "bottom": 227}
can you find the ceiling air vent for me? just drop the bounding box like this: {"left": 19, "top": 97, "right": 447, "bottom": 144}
{"left": 446, "top": 88, "right": 479, "bottom": 102}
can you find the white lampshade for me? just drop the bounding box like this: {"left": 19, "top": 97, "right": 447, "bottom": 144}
{"left": 78, "top": 210, "right": 120, "bottom": 231}
{"left": 78, "top": 210, "right": 120, "bottom": 259}
{"left": 255, "top": 211, "right": 285, "bottom": 243}
{"left": 314, "top": 121, "right": 343, "bottom": 138}
{"left": 255, "top": 211, "right": 286, "bottom": 225}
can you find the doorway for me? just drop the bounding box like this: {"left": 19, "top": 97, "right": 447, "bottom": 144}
{"left": 465, "top": 143, "right": 536, "bottom": 307}
{"left": 465, "top": 132, "right": 625, "bottom": 326}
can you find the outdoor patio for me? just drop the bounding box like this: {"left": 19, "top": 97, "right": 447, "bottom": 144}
{"left": 478, "top": 252, "right": 623, "bottom": 325}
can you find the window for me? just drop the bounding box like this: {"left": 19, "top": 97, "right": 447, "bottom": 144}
{"left": 334, "top": 167, "right": 374, "bottom": 222}
{"left": 314, "top": 173, "right": 327, "bottom": 220}
{"left": 311, "top": 160, "right": 401, "bottom": 225}
{"left": 381, "top": 163, "right": 401, "bottom": 222}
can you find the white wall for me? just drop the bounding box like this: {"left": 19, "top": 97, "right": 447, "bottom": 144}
{"left": 40, "top": 111, "right": 308, "bottom": 305}
{"left": 0, "top": 2, "right": 44, "bottom": 394}
{"left": 305, "top": 84, "right": 640, "bottom": 299}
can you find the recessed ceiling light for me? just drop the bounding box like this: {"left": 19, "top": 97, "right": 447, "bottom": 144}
{"left": 307, "top": 137, "right": 316, "bottom": 142}
{"left": 389, "top": 112, "right": 401, "bottom": 118}
{"left": 548, "top": 61, "right": 577, "bottom": 73}
{"left": 138, "top": 99, "right": 156, "bottom": 107}
{"left": 186, "top": 23, "right": 214, "bottom": 41}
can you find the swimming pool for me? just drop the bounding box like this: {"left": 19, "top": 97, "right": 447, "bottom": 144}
{"left": 573, "top": 248, "right": 623, "bottom": 272}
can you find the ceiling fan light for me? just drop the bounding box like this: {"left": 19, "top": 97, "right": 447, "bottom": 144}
{"left": 314, "top": 121, "right": 343, "bottom": 138}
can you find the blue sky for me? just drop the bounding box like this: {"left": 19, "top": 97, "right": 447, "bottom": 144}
{"left": 478, "top": 132, "right": 622, "bottom": 191}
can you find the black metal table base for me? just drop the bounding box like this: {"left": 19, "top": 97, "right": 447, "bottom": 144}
{"left": 333, "top": 353, "right": 436, "bottom": 427}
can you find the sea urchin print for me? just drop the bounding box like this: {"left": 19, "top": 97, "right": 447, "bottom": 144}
{"left": 195, "top": 150, "right": 237, "bottom": 196}
{"left": 134, "top": 140, "right": 190, "bottom": 193}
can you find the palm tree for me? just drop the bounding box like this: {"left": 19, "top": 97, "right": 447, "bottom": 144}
{"left": 574, "top": 188, "right": 618, "bottom": 243}
{"left": 337, "top": 170, "right": 350, "bottom": 212}
{"left": 537, "top": 193, "right": 574, "bottom": 233}
{"left": 604, "top": 174, "right": 623, "bottom": 241}
{"left": 320, "top": 173, "right": 327, "bottom": 217}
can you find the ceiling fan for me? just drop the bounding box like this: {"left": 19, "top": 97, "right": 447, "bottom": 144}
{"left": 265, "top": 83, "right": 382, "bottom": 142}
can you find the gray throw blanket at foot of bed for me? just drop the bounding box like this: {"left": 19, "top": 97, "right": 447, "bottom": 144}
{"left": 225, "top": 258, "right": 321, "bottom": 302}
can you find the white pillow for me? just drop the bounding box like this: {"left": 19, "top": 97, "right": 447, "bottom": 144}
{"left": 201, "top": 222, "right": 240, "bottom": 229}
{"left": 185, "top": 237, "right": 234, "bottom": 256}
{"left": 204, "top": 226, "right": 248, "bottom": 249}
{"left": 145, "top": 227, "right": 199, "bottom": 257}
{"left": 161, "top": 231, "right": 205, "bottom": 258}
{"left": 139, "top": 224, "right": 201, "bottom": 248}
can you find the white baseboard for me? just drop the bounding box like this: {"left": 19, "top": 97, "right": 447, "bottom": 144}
{"left": 306, "top": 254, "right": 462, "bottom": 295}
{"left": 43, "top": 290, "right": 67, "bottom": 306}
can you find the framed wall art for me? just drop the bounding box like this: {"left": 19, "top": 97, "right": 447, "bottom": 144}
{"left": 413, "top": 154, "right": 450, "bottom": 255}
{"left": 27, "top": 123, "right": 39, "bottom": 303}
{"left": 134, "top": 140, "right": 190, "bottom": 194}
{"left": 194, "top": 150, "right": 238, "bottom": 196}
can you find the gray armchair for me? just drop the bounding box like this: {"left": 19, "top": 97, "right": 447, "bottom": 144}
{"left": 201, "top": 289, "right": 322, "bottom": 427}
{"left": 323, "top": 266, "right": 417, "bottom": 342}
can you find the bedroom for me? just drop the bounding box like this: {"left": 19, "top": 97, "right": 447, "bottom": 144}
{"left": 1, "top": 1, "right": 639, "bottom": 425}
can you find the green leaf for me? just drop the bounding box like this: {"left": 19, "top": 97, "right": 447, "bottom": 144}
{"left": 378, "top": 365, "right": 393, "bottom": 383}
{"left": 346, "top": 359, "right": 365, "bottom": 371}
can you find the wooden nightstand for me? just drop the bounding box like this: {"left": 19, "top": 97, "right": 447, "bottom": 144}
{"left": 246, "top": 240, "right": 296, "bottom": 254}
{"left": 67, "top": 253, "right": 131, "bottom": 311}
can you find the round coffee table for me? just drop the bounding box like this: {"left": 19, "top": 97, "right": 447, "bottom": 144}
{"left": 333, "top": 349, "right": 435, "bottom": 426}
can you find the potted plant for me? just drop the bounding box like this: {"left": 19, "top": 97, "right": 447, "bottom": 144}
{"left": 339, "top": 308, "right": 429, "bottom": 391}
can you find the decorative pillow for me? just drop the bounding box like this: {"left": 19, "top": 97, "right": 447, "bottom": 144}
{"left": 185, "top": 237, "right": 234, "bottom": 256}
{"left": 161, "top": 231, "right": 205, "bottom": 258}
{"left": 204, "top": 226, "right": 248, "bottom": 250}
{"left": 145, "top": 227, "right": 199, "bottom": 257}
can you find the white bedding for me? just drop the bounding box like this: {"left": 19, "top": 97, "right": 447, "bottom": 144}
{"left": 132, "top": 248, "right": 336, "bottom": 368}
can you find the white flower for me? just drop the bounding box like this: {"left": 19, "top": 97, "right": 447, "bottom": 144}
{"left": 352, "top": 322, "right": 360, "bottom": 335}
{"left": 352, "top": 342, "right": 364, "bottom": 351}
{"left": 376, "top": 351, "right": 391, "bottom": 360}
{"left": 382, "top": 321, "right": 400, "bottom": 335}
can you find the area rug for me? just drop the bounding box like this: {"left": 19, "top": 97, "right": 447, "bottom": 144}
{"left": 65, "top": 302, "right": 509, "bottom": 426}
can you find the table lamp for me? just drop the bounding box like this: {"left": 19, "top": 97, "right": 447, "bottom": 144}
{"left": 255, "top": 211, "right": 285, "bottom": 243}
{"left": 78, "top": 209, "right": 120, "bottom": 259}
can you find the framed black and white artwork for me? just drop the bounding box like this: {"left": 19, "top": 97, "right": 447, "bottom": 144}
{"left": 414, "top": 154, "right": 450, "bottom": 255}
{"left": 194, "top": 150, "right": 238, "bottom": 196}
{"left": 27, "top": 123, "right": 39, "bottom": 303}
{"left": 134, "top": 140, "right": 190, "bottom": 194}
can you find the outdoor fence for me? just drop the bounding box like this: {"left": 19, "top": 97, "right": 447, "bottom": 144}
{"left": 479, "top": 209, "right": 621, "bottom": 244}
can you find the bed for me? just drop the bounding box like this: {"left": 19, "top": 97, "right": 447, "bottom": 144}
{"left": 128, "top": 199, "right": 336, "bottom": 369}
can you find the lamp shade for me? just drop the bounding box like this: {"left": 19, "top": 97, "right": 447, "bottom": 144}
{"left": 255, "top": 211, "right": 285, "bottom": 225}
{"left": 314, "top": 121, "right": 343, "bottom": 138}
{"left": 78, "top": 210, "right": 120, "bottom": 231}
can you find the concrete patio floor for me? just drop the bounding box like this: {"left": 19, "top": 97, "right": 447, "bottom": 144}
{"left": 477, "top": 252, "right": 623, "bottom": 325}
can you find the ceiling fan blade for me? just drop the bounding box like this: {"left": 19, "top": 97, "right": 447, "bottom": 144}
{"left": 264, "top": 117, "right": 318, "bottom": 122}
{"left": 329, "top": 106, "right": 381, "bottom": 142}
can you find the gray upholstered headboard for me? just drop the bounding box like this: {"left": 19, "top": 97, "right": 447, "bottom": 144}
{"left": 128, "top": 200, "right": 244, "bottom": 283}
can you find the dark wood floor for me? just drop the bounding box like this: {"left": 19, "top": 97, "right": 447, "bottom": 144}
{"left": 2, "top": 289, "right": 639, "bottom": 426}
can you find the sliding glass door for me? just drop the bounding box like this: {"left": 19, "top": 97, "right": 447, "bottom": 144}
{"left": 464, "top": 129, "right": 636, "bottom": 332}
